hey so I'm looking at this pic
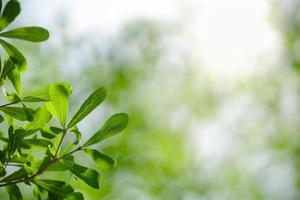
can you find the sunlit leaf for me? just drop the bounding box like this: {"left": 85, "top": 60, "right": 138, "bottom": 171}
{"left": 0, "top": 0, "right": 20, "bottom": 31}
{"left": 46, "top": 83, "right": 72, "bottom": 127}
{"left": 22, "top": 85, "right": 50, "bottom": 102}
{"left": 25, "top": 105, "right": 51, "bottom": 131}
{"left": 0, "top": 26, "right": 49, "bottom": 42}
{"left": 67, "top": 87, "right": 107, "bottom": 128}
{"left": 0, "top": 39, "right": 26, "bottom": 71}
{"left": 84, "top": 149, "right": 117, "bottom": 170}
{"left": 83, "top": 113, "right": 129, "bottom": 147}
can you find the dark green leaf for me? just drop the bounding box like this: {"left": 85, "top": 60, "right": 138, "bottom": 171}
{"left": 7, "top": 67, "right": 21, "bottom": 95}
{"left": 1, "top": 167, "right": 27, "bottom": 182}
{"left": 67, "top": 87, "right": 107, "bottom": 128}
{"left": 0, "top": 0, "right": 20, "bottom": 31}
{"left": 83, "top": 113, "right": 129, "bottom": 147}
{"left": 0, "top": 39, "right": 26, "bottom": 71}
{"left": 1, "top": 58, "right": 15, "bottom": 80}
{"left": 6, "top": 184, "right": 22, "bottom": 200}
{"left": 65, "top": 192, "right": 84, "bottom": 200}
{"left": 40, "top": 127, "right": 62, "bottom": 139}
{"left": 46, "top": 83, "right": 72, "bottom": 127}
{"left": 62, "top": 158, "right": 100, "bottom": 189}
{"left": 21, "top": 138, "right": 52, "bottom": 149}
{"left": 0, "top": 106, "right": 33, "bottom": 121}
{"left": 84, "top": 149, "right": 117, "bottom": 170}
{"left": 0, "top": 26, "right": 49, "bottom": 42}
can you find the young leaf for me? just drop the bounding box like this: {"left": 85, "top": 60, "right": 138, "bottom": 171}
{"left": 46, "top": 83, "right": 72, "bottom": 127}
{"left": 83, "top": 113, "right": 129, "bottom": 147}
{"left": 67, "top": 87, "right": 107, "bottom": 129}
{"left": 0, "top": 26, "right": 49, "bottom": 42}
{"left": 84, "top": 149, "right": 117, "bottom": 170}
{"left": 33, "top": 184, "right": 41, "bottom": 200}
{"left": 21, "top": 138, "right": 52, "bottom": 149}
{"left": 62, "top": 158, "right": 100, "bottom": 189}
{"left": 0, "top": 39, "right": 26, "bottom": 71}
{"left": 0, "top": 106, "right": 34, "bottom": 121}
{"left": 25, "top": 105, "right": 51, "bottom": 131}
{"left": 6, "top": 184, "right": 23, "bottom": 200}
{"left": 22, "top": 85, "right": 50, "bottom": 102}
{"left": 0, "top": 0, "right": 20, "bottom": 31}
{"left": 7, "top": 67, "right": 21, "bottom": 95}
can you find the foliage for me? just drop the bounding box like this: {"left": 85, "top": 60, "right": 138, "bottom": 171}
{"left": 0, "top": 1, "right": 128, "bottom": 199}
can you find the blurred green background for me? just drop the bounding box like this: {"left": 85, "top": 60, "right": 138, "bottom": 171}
{"left": 1, "top": 0, "right": 300, "bottom": 199}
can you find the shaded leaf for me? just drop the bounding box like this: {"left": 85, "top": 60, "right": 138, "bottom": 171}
{"left": 0, "top": 106, "right": 33, "bottom": 121}
{"left": 67, "top": 87, "right": 107, "bottom": 128}
{"left": 1, "top": 167, "right": 27, "bottom": 182}
{"left": 83, "top": 113, "right": 129, "bottom": 147}
{"left": 6, "top": 184, "right": 22, "bottom": 200}
{"left": 65, "top": 192, "right": 84, "bottom": 200}
{"left": 0, "top": 26, "right": 49, "bottom": 42}
{"left": 7, "top": 67, "right": 21, "bottom": 95}
{"left": 0, "top": 39, "right": 26, "bottom": 71}
{"left": 62, "top": 158, "right": 100, "bottom": 189}
{"left": 0, "top": 0, "right": 20, "bottom": 31}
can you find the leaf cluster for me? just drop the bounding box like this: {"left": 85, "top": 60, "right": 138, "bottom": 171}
{"left": 0, "top": 1, "right": 129, "bottom": 199}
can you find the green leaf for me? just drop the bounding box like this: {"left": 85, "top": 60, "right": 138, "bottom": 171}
{"left": 22, "top": 85, "right": 51, "bottom": 102}
{"left": 83, "top": 113, "right": 129, "bottom": 147}
{"left": 0, "top": 26, "right": 49, "bottom": 42}
{"left": 62, "top": 158, "right": 100, "bottom": 189}
{"left": 21, "top": 138, "right": 52, "bottom": 149}
{"left": 65, "top": 192, "right": 84, "bottom": 200}
{"left": 34, "top": 179, "right": 74, "bottom": 199}
{"left": 5, "top": 92, "right": 20, "bottom": 103}
{"left": 25, "top": 106, "right": 51, "bottom": 131}
{"left": 6, "top": 184, "right": 22, "bottom": 200}
{"left": 1, "top": 58, "right": 15, "bottom": 80}
{"left": 46, "top": 83, "right": 72, "bottom": 127}
{"left": 33, "top": 184, "right": 41, "bottom": 200}
{"left": 0, "top": 39, "right": 26, "bottom": 71}
{"left": 40, "top": 127, "right": 62, "bottom": 139}
{"left": 61, "top": 127, "right": 81, "bottom": 156}
{"left": 1, "top": 167, "right": 27, "bottom": 182}
{"left": 0, "top": 106, "right": 33, "bottom": 121}
{"left": 67, "top": 87, "right": 107, "bottom": 128}
{"left": 0, "top": 0, "right": 20, "bottom": 31}
{"left": 8, "top": 128, "right": 26, "bottom": 155}
{"left": 7, "top": 67, "right": 21, "bottom": 95}
{"left": 84, "top": 149, "right": 117, "bottom": 170}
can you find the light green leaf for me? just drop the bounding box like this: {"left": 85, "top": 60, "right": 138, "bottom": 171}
{"left": 84, "top": 149, "right": 117, "bottom": 170}
{"left": 22, "top": 85, "right": 50, "bottom": 102}
{"left": 83, "top": 113, "right": 129, "bottom": 147}
{"left": 7, "top": 67, "right": 21, "bottom": 95}
{"left": 0, "top": 0, "right": 20, "bottom": 31}
{"left": 67, "top": 87, "right": 107, "bottom": 129}
{"left": 0, "top": 39, "right": 26, "bottom": 71}
{"left": 46, "top": 83, "right": 72, "bottom": 127}
{"left": 0, "top": 26, "right": 49, "bottom": 42}
{"left": 0, "top": 106, "right": 33, "bottom": 121}
{"left": 62, "top": 158, "right": 100, "bottom": 189}
{"left": 6, "top": 184, "right": 22, "bottom": 200}
{"left": 25, "top": 106, "right": 51, "bottom": 131}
